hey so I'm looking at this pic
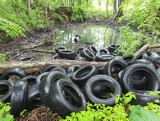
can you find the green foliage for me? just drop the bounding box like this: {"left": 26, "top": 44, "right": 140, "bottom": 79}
{"left": 129, "top": 106, "right": 160, "bottom": 121}
{"left": 0, "top": 101, "right": 13, "bottom": 121}
{"left": 117, "top": 0, "right": 160, "bottom": 56}
{"left": 0, "top": 54, "right": 6, "bottom": 62}
{"left": 71, "top": 4, "right": 86, "bottom": 21}
{"left": 60, "top": 93, "right": 138, "bottom": 121}
{"left": 0, "top": 17, "right": 24, "bottom": 41}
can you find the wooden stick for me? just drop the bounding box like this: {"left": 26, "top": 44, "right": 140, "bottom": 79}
{"left": 0, "top": 60, "right": 107, "bottom": 73}
{"left": 22, "top": 49, "right": 55, "bottom": 54}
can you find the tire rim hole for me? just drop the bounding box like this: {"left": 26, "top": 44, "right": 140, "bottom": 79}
{"left": 129, "top": 70, "right": 154, "bottom": 91}
{"left": 63, "top": 85, "right": 82, "bottom": 107}
{"left": 0, "top": 84, "right": 9, "bottom": 96}
{"left": 92, "top": 82, "right": 115, "bottom": 99}
{"left": 76, "top": 67, "right": 92, "bottom": 78}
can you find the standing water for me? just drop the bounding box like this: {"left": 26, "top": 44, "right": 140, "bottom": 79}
{"left": 52, "top": 23, "right": 119, "bottom": 51}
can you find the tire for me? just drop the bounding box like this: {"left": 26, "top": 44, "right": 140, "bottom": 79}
{"left": 72, "top": 65, "right": 98, "bottom": 86}
{"left": 97, "top": 48, "right": 110, "bottom": 55}
{"left": 103, "top": 57, "right": 127, "bottom": 79}
{"left": 36, "top": 72, "right": 49, "bottom": 84}
{"left": 77, "top": 47, "right": 84, "bottom": 54}
{"left": 108, "top": 44, "right": 120, "bottom": 54}
{"left": 89, "top": 45, "right": 97, "bottom": 55}
{"left": 143, "top": 51, "right": 160, "bottom": 64}
{"left": 22, "top": 75, "right": 37, "bottom": 87}
{"left": 53, "top": 54, "right": 62, "bottom": 60}
{"left": 122, "top": 64, "right": 160, "bottom": 92}
{"left": 95, "top": 53, "right": 114, "bottom": 62}
{"left": 76, "top": 54, "right": 86, "bottom": 61}
{"left": 10, "top": 80, "right": 28, "bottom": 116}
{"left": 85, "top": 75, "right": 122, "bottom": 105}
{"left": 1, "top": 67, "right": 27, "bottom": 80}
{"left": 58, "top": 50, "right": 76, "bottom": 60}
{"left": 48, "top": 79, "right": 86, "bottom": 118}
{"left": 122, "top": 55, "right": 134, "bottom": 63}
{"left": 55, "top": 46, "right": 66, "bottom": 53}
{"left": 80, "top": 48, "right": 94, "bottom": 61}
{"left": 27, "top": 84, "right": 41, "bottom": 110}
{"left": 67, "top": 65, "right": 80, "bottom": 79}
{"left": 39, "top": 71, "right": 72, "bottom": 106}
{"left": 131, "top": 59, "right": 156, "bottom": 69}
{"left": 132, "top": 91, "right": 160, "bottom": 106}
{"left": 0, "top": 80, "right": 13, "bottom": 102}
{"left": 18, "top": 57, "right": 34, "bottom": 61}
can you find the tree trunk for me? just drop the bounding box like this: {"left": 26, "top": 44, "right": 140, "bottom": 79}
{"left": 0, "top": 60, "right": 107, "bottom": 73}
{"left": 27, "top": 0, "right": 31, "bottom": 15}
{"left": 106, "top": 0, "right": 109, "bottom": 17}
{"left": 117, "top": 0, "right": 123, "bottom": 17}
{"left": 113, "top": 0, "right": 117, "bottom": 15}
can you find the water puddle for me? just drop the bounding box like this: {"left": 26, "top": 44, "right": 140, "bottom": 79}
{"left": 52, "top": 23, "right": 119, "bottom": 51}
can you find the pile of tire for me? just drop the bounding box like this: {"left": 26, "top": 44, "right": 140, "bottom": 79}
{"left": 54, "top": 44, "right": 120, "bottom": 61}
{"left": 0, "top": 48, "right": 160, "bottom": 118}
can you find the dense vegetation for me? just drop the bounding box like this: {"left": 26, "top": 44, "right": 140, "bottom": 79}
{"left": 1, "top": 92, "right": 160, "bottom": 121}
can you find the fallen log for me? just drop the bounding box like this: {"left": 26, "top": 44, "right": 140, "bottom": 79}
{"left": 0, "top": 60, "right": 107, "bottom": 73}
{"left": 22, "top": 48, "right": 55, "bottom": 54}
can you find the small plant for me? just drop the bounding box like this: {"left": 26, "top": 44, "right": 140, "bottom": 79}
{"left": 0, "top": 54, "right": 6, "bottom": 62}
{"left": 0, "top": 101, "right": 14, "bottom": 121}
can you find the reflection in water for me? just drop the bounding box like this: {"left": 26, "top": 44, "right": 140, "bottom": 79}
{"left": 52, "top": 23, "right": 119, "bottom": 50}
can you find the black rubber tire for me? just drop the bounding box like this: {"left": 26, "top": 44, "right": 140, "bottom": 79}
{"left": 103, "top": 57, "right": 127, "bottom": 78}
{"left": 22, "top": 75, "right": 37, "bottom": 87}
{"left": 122, "top": 55, "right": 134, "bottom": 63}
{"left": 108, "top": 44, "right": 120, "bottom": 54}
{"left": 95, "top": 53, "right": 114, "bottom": 62}
{"left": 39, "top": 71, "right": 72, "bottom": 106}
{"left": 76, "top": 54, "right": 86, "bottom": 61}
{"left": 18, "top": 57, "right": 34, "bottom": 61}
{"left": 10, "top": 80, "right": 28, "bottom": 116}
{"left": 36, "top": 72, "right": 49, "bottom": 84}
{"left": 55, "top": 46, "right": 66, "bottom": 53}
{"left": 143, "top": 51, "right": 160, "bottom": 64}
{"left": 48, "top": 79, "right": 86, "bottom": 118}
{"left": 97, "top": 48, "right": 110, "bottom": 55}
{"left": 80, "top": 48, "right": 94, "bottom": 61}
{"left": 0, "top": 80, "right": 13, "bottom": 102}
{"left": 67, "top": 65, "right": 80, "bottom": 79}
{"left": 1, "top": 67, "right": 27, "bottom": 80}
{"left": 89, "top": 45, "right": 97, "bottom": 55}
{"left": 53, "top": 54, "right": 62, "bottom": 60}
{"left": 27, "top": 84, "right": 41, "bottom": 110}
{"left": 132, "top": 91, "right": 160, "bottom": 106}
{"left": 131, "top": 59, "right": 156, "bottom": 69}
{"left": 43, "top": 64, "right": 66, "bottom": 74}
{"left": 58, "top": 50, "right": 76, "bottom": 60}
{"left": 72, "top": 65, "right": 98, "bottom": 86}
{"left": 85, "top": 75, "right": 122, "bottom": 105}
{"left": 122, "top": 64, "right": 160, "bottom": 92}
{"left": 77, "top": 47, "right": 84, "bottom": 54}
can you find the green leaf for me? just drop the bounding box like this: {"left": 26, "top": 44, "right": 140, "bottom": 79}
{"left": 129, "top": 106, "right": 160, "bottom": 121}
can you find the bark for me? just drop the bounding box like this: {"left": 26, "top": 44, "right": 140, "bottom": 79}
{"left": 113, "top": 0, "right": 118, "bottom": 15}
{"left": 132, "top": 44, "right": 160, "bottom": 61}
{"left": 106, "top": 0, "right": 109, "bottom": 17}
{"left": 0, "top": 60, "right": 107, "bottom": 74}
{"left": 27, "top": 0, "right": 31, "bottom": 15}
